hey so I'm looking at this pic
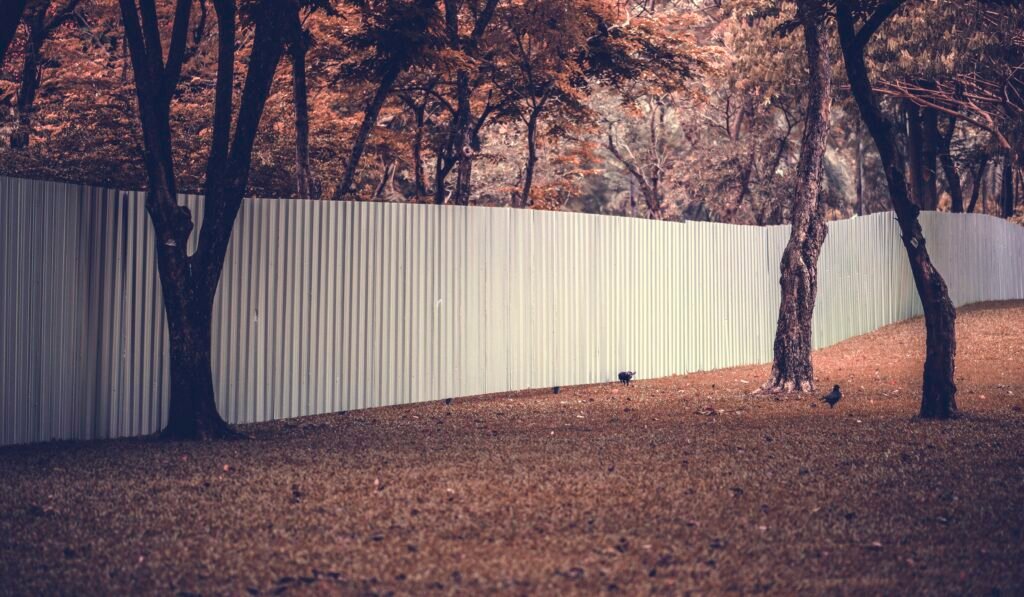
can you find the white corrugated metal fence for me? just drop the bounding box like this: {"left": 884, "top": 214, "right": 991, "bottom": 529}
{"left": 2, "top": 176, "right": 1023, "bottom": 445}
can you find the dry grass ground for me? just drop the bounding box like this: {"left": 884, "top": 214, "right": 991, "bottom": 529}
{"left": 1, "top": 302, "right": 1023, "bottom": 596}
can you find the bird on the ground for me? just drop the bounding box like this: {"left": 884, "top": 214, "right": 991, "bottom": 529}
{"left": 618, "top": 371, "right": 635, "bottom": 386}
{"left": 444, "top": 398, "right": 453, "bottom": 406}
{"left": 553, "top": 386, "right": 560, "bottom": 394}
{"left": 821, "top": 385, "right": 842, "bottom": 408}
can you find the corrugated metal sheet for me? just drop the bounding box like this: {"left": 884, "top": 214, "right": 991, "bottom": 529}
{"left": 2, "top": 176, "right": 1023, "bottom": 445}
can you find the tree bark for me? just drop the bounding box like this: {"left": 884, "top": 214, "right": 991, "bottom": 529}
{"left": 10, "top": 0, "right": 79, "bottom": 148}
{"left": 289, "top": 27, "right": 314, "bottom": 199}
{"left": 0, "top": 0, "right": 27, "bottom": 70}
{"left": 433, "top": 146, "right": 456, "bottom": 204}
{"left": 10, "top": 3, "right": 46, "bottom": 148}
{"left": 855, "top": 119, "right": 864, "bottom": 215}
{"left": 763, "top": 0, "right": 832, "bottom": 394}
{"left": 520, "top": 104, "right": 541, "bottom": 207}
{"left": 921, "top": 104, "right": 940, "bottom": 210}
{"left": 411, "top": 102, "right": 427, "bottom": 202}
{"left": 450, "top": 70, "right": 474, "bottom": 205}
{"left": 1001, "top": 152, "right": 1015, "bottom": 218}
{"left": 837, "top": 2, "right": 957, "bottom": 420}
{"left": 120, "top": 0, "right": 289, "bottom": 439}
{"left": 938, "top": 116, "right": 963, "bottom": 213}
{"left": 966, "top": 155, "right": 988, "bottom": 213}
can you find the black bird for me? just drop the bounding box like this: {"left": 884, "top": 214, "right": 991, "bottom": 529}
{"left": 553, "top": 386, "right": 560, "bottom": 394}
{"left": 618, "top": 371, "right": 635, "bottom": 386}
{"left": 821, "top": 385, "right": 842, "bottom": 408}
{"left": 444, "top": 398, "right": 453, "bottom": 406}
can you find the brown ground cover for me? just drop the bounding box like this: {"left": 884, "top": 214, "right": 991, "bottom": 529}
{"left": 1, "top": 301, "right": 1023, "bottom": 596}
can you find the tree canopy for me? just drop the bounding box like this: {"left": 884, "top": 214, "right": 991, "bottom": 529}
{"left": 0, "top": 0, "right": 1021, "bottom": 223}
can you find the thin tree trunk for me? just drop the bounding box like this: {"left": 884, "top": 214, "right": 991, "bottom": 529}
{"left": 371, "top": 159, "right": 396, "bottom": 200}
{"left": 906, "top": 100, "right": 924, "bottom": 206}
{"left": 450, "top": 70, "right": 474, "bottom": 205}
{"left": 732, "top": 145, "right": 757, "bottom": 217}
{"left": 966, "top": 155, "right": 988, "bottom": 213}
{"left": 333, "top": 62, "right": 401, "bottom": 200}
{"left": 290, "top": 31, "right": 313, "bottom": 198}
{"left": 921, "top": 104, "right": 940, "bottom": 210}
{"left": 433, "top": 149, "right": 456, "bottom": 204}
{"left": 855, "top": 119, "right": 864, "bottom": 215}
{"left": 163, "top": 289, "right": 226, "bottom": 438}
{"left": 411, "top": 103, "right": 426, "bottom": 202}
{"left": 521, "top": 105, "right": 540, "bottom": 207}
{"left": 120, "top": 0, "right": 288, "bottom": 438}
{"left": 763, "top": 0, "right": 832, "bottom": 393}
{"left": 837, "top": 3, "right": 957, "bottom": 420}
{"left": 1001, "top": 152, "right": 1015, "bottom": 218}
{"left": 10, "top": 4, "right": 46, "bottom": 149}
{"left": 938, "top": 116, "right": 963, "bottom": 213}
{"left": 629, "top": 178, "right": 637, "bottom": 217}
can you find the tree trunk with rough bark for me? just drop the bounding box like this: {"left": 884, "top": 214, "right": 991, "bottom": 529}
{"left": 921, "top": 104, "right": 940, "bottom": 210}
{"left": 837, "top": 2, "right": 957, "bottom": 420}
{"left": 120, "top": 0, "right": 289, "bottom": 438}
{"left": 763, "top": 0, "right": 832, "bottom": 394}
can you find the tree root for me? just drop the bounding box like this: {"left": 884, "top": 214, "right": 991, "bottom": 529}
{"left": 753, "top": 378, "right": 814, "bottom": 395}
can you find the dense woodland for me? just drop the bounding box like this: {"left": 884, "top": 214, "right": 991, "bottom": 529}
{"left": 1, "top": 0, "right": 1021, "bottom": 223}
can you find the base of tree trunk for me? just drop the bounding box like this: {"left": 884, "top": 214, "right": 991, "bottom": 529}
{"left": 162, "top": 334, "right": 246, "bottom": 441}
{"left": 756, "top": 376, "right": 814, "bottom": 395}
{"left": 918, "top": 296, "right": 958, "bottom": 420}
{"left": 159, "top": 413, "right": 245, "bottom": 441}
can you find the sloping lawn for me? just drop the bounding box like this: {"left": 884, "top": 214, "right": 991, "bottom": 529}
{"left": 1, "top": 302, "right": 1023, "bottom": 595}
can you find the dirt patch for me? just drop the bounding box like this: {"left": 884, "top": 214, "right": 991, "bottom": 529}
{"left": 1, "top": 301, "right": 1023, "bottom": 595}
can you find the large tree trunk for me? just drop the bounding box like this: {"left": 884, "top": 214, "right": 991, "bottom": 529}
{"left": 333, "top": 62, "right": 401, "bottom": 200}
{"left": 837, "top": 3, "right": 957, "bottom": 420}
{"left": 120, "top": 0, "right": 288, "bottom": 438}
{"left": 290, "top": 30, "right": 313, "bottom": 199}
{"left": 763, "top": 0, "right": 832, "bottom": 393}
{"left": 0, "top": 0, "right": 27, "bottom": 70}
{"left": 162, "top": 288, "right": 233, "bottom": 438}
